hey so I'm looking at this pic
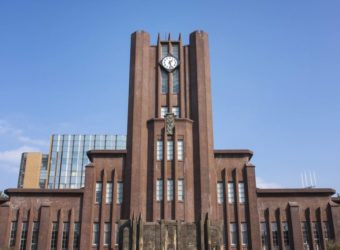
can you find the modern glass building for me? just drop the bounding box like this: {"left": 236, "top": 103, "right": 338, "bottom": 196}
{"left": 47, "top": 134, "right": 126, "bottom": 189}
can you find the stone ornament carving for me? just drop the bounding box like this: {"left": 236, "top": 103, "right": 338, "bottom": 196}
{"left": 165, "top": 113, "right": 175, "bottom": 135}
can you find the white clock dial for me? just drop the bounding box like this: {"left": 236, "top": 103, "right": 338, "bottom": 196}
{"left": 161, "top": 56, "right": 178, "bottom": 71}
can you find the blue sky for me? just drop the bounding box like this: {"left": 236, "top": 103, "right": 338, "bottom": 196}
{"left": 0, "top": 1, "right": 339, "bottom": 193}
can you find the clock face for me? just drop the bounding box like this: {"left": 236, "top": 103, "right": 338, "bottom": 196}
{"left": 161, "top": 56, "right": 178, "bottom": 71}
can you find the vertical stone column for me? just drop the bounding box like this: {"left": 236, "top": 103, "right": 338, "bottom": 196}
{"left": 68, "top": 209, "right": 74, "bottom": 250}
{"left": 288, "top": 202, "right": 303, "bottom": 250}
{"left": 38, "top": 205, "right": 51, "bottom": 250}
{"left": 56, "top": 209, "right": 64, "bottom": 250}
{"left": 0, "top": 204, "right": 11, "bottom": 248}
{"left": 25, "top": 207, "right": 34, "bottom": 250}
{"left": 330, "top": 204, "right": 340, "bottom": 243}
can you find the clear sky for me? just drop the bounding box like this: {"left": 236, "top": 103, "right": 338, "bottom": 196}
{"left": 0, "top": 1, "right": 339, "bottom": 193}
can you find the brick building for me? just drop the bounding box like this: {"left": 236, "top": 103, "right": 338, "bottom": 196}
{"left": 0, "top": 31, "right": 339, "bottom": 250}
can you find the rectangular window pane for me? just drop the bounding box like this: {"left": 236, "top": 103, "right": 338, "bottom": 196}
{"left": 117, "top": 182, "right": 123, "bottom": 204}
{"left": 172, "top": 44, "right": 179, "bottom": 58}
{"left": 177, "top": 140, "right": 184, "bottom": 160}
{"left": 104, "top": 223, "right": 111, "bottom": 246}
{"left": 238, "top": 182, "right": 246, "bottom": 203}
{"left": 323, "top": 221, "right": 330, "bottom": 240}
{"left": 172, "top": 106, "right": 180, "bottom": 118}
{"left": 272, "top": 222, "right": 279, "bottom": 250}
{"left": 161, "top": 107, "right": 168, "bottom": 118}
{"left": 282, "top": 222, "right": 290, "bottom": 250}
{"left": 217, "top": 182, "right": 224, "bottom": 204}
{"left": 230, "top": 223, "right": 237, "bottom": 246}
{"left": 73, "top": 222, "right": 80, "bottom": 250}
{"left": 313, "top": 222, "right": 321, "bottom": 249}
{"left": 95, "top": 182, "right": 102, "bottom": 203}
{"left": 260, "top": 222, "right": 268, "bottom": 250}
{"left": 19, "top": 222, "right": 28, "bottom": 250}
{"left": 167, "top": 140, "right": 173, "bottom": 160}
{"left": 157, "top": 140, "right": 163, "bottom": 160}
{"left": 62, "top": 222, "right": 69, "bottom": 250}
{"left": 178, "top": 179, "right": 184, "bottom": 201}
{"left": 93, "top": 223, "right": 99, "bottom": 246}
{"left": 241, "top": 223, "right": 248, "bottom": 245}
{"left": 31, "top": 222, "right": 39, "bottom": 250}
{"left": 172, "top": 69, "right": 179, "bottom": 94}
{"left": 156, "top": 179, "right": 163, "bottom": 201}
{"left": 167, "top": 179, "right": 173, "bottom": 201}
{"left": 9, "top": 221, "right": 17, "bottom": 247}
{"left": 161, "top": 70, "right": 168, "bottom": 94}
{"left": 51, "top": 222, "right": 58, "bottom": 250}
{"left": 301, "top": 222, "right": 310, "bottom": 250}
{"left": 115, "top": 223, "right": 119, "bottom": 245}
{"left": 106, "top": 182, "right": 112, "bottom": 203}
{"left": 162, "top": 44, "right": 168, "bottom": 57}
{"left": 228, "top": 183, "right": 235, "bottom": 203}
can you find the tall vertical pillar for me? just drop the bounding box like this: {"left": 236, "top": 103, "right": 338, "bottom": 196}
{"left": 330, "top": 204, "right": 340, "bottom": 243}
{"left": 0, "top": 204, "right": 11, "bottom": 247}
{"left": 38, "top": 205, "right": 51, "bottom": 250}
{"left": 288, "top": 202, "right": 303, "bottom": 250}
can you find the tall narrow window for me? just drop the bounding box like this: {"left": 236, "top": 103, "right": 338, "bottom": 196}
{"left": 230, "top": 223, "right": 237, "bottom": 246}
{"left": 117, "top": 182, "right": 123, "bottom": 204}
{"left": 217, "top": 182, "right": 224, "bottom": 204}
{"left": 9, "top": 221, "right": 17, "bottom": 247}
{"left": 282, "top": 222, "right": 290, "bottom": 250}
{"left": 271, "top": 222, "right": 279, "bottom": 250}
{"left": 313, "top": 222, "right": 321, "bottom": 250}
{"left": 106, "top": 182, "right": 113, "bottom": 204}
{"left": 104, "top": 223, "right": 111, "bottom": 246}
{"left": 301, "top": 222, "right": 310, "bottom": 250}
{"left": 167, "top": 140, "right": 173, "bottom": 160}
{"left": 162, "top": 44, "right": 168, "bottom": 57}
{"left": 178, "top": 179, "right": 184, "bottom": 201}
{"left": 238, "top": 182, "right": 246, "bottom": 203}
{"left": 260, "top": 222, "right": 268, "bottom": 250}
{"left": 156, "top": 179, "right": 163, "bottom": 201}
{"left": 157, "top": 140, "right": 163, "bottom": 160}
{"left": 115, "top": 223, "right": 119, "bottom": 246}
{"left": 177, "top": 140, "right": 184, "bottom": 160}
{"left": 241, "top": 223, "right": 248, "bottom": 245}
{"left": 172, "top": 106, "right": 180, "bottom": 118}
{"left": 31, "top": 222, "right": 39, "bottom": 250}
{"left": 172, "top": 69, "right": 179, "bottom": 94}
{"left": 161, "top": 70, "right": 168, "bottom": 94}
{"left": 95, "top": 182, "right": 102, "bottom": 203}
{"left": 323, "top": 221, "right": 330, "bottom": 241}
{"left": 62, "top": 222, "right": 69, "bottom": 250}
{"left": 161, "top": 107, "right": 168, "bottom": 118}
{"left": 19, "top": 222, "right": 28, "bottom": 250}
{"left": 73, "top": 222, "right": 80, "bottom": 250}
{"left": 172, "top": 44, "right": 179, "bottom": 58}
{"left": 51, "top": 222, "right": 58, "bottom": 250}
{"left": 93, "top": 223, "right": 99, "bottom": 246}
{"left": 167, "top": 179, "right": 173, "bottom": 201}
{"left": 228, "top": 182, "right": 235, "bottom": 203}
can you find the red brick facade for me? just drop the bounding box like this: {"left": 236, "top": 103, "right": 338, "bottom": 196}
{"left": 0, "top": 31, "right": 339, "bottom": 250}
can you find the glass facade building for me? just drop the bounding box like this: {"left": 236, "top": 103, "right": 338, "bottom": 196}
{"left": 48, "top": 134, "right": 126, "bottom": 189}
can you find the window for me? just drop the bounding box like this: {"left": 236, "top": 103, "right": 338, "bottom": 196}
{"left": 51, "top": 222, "right": 58, "bottom": 250}
{"left": 178, "top": 179, "right": 184, "bottom": 201}
{"left": 93, "top": 223, "right": 99, "bottom": 246}
{"left": 156, "top": 179, "right": 163, "bottom": 201}
{"left": 228, "top": 182, "right": 235, "bottom": 203}
{"left": 31, "top": 222, "right": 39, "bottom": 250}
{"left": 313, "top": 222, "right": 321, "bottom": 250}
{"left": 115, "top": 223, "right": 119, "bottom": 245}
{"left": 162, "top": 44, "right": 168, "bottom": 57}
{"left": 323, "top": 221, "right": 330, "bottom": 241}
{"left": 271, "top": 222, "right": 279, "bottom": 250}
{"left": 238, "top": 182, "right": 246, "bottom": 203}
{"left": 161, "top": 70, "right": 168, "bottom": 94}
{"left": 19, "top": 222, "right": 28, "bottom": 250}
{"left": 282, "top": 222, "right": 290, "bottom": 250}
{"left": 172, "top": 106, "right": 180, "bottom": 118}
{"left": 117, "top": 182, "right": 123, "bottom": 204}
{"left": 260, "top": 222, "right": 268, "bottom": 250}
{"left": 177, "top": 140, "right": 184, "bottom": 160}
{"left": 172, "top": 69, "right": 179, "bottom": 94}
{"left": 62, "top": 222, "right": 69, "bottom": 250}
{"left": 230, "top": 223, "right": 237, "bottom": 246}
{"left": 73, "top": 222, "right": 80, "bottom": 250}
{"left": 95, "top": 182, "right": 102, "bottom": 203}
{"left": 217, "top": 182, "right": 224, "bottom": 204}
{"left": 106, "top": 182, "right": 112, "bottom": 203}
{"left": 104, "top": 223, "right": 111, "bottom": 246}
{"left": 9, "top": 221, "right": 17, "bottom": 247}
{"left": 301, "top": 222, "right": 310, "bottom": 250}
{"left": 161, "top": 107, "right": 168, "bottom": 118}
{"left": 167, "top": 140, "right": 173, "bottom": 160}
{"left": 241, "top": 223, "right": 248, "bottom": 245}
{"left": 157, "top": 140, "right": 163, "bottom": 160}
{"left": 167, "top": 179, "right": 173, "bottom": 201}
